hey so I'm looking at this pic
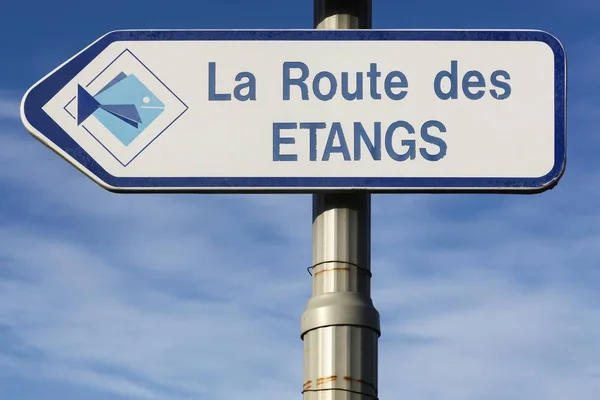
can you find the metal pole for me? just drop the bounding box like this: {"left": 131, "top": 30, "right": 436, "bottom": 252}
{"left": 301, "top": 2, "right": 379, "bottom": 400}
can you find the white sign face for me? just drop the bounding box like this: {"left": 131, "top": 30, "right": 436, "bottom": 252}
{"left": 21, "top": 30, "right": 566, "bottom": 193}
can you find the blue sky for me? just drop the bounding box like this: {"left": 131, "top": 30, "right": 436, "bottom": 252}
{"left": 1, "top": 0, "right": 600, "bottom": 399}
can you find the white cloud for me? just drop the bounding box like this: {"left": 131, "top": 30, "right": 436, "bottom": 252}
{"left": 0, "top": 93, "right": 19, "bottom": 120}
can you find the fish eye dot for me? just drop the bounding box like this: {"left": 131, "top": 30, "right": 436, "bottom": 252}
{"left": 143, "top": 96, "right": 150, "bottom": 103}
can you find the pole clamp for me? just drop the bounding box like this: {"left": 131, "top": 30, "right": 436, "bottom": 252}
{"left": 301, "top": 292, "right": 381, "bottom": 338}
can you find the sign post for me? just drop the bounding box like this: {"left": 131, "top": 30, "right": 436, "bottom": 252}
{"left": 302, "top": 2, "right": 380, "bottom": 399}
{"left": 20, "top": 2, "right": 566, "bottom": 398}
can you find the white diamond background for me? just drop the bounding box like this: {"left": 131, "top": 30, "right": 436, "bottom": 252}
{"left": 45, "top": 49, "right": 187, "bottom": 166}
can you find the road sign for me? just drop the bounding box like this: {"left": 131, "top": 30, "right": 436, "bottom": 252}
{"left": 21, "top": 30, "right": 566, "bottom": 193}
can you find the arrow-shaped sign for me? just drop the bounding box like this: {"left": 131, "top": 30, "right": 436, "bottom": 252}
{"left": 21, "top": 30, "right": 566, "bottom": 193}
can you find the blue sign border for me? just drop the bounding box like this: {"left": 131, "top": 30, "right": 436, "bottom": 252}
{"left": 22, "top": 30, "right": 566, "bottom": 193}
